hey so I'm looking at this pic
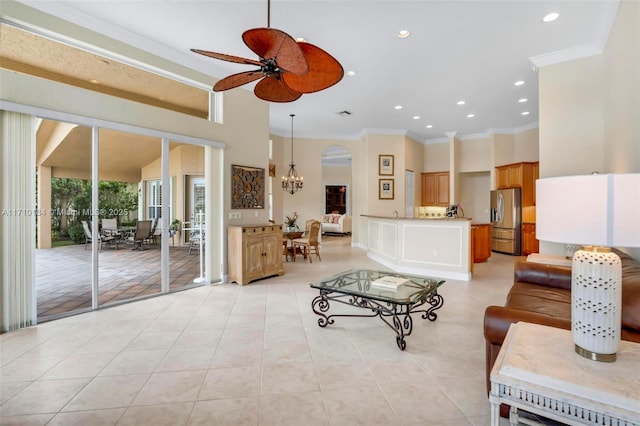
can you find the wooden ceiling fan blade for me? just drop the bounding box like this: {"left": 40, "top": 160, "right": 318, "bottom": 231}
{"left": 191, "top": 49, "right": 262, "bottom": 66}
{"left": 213, "top": 70, "right": 264, "bottom": 91}
{"left": 254, "top": 77, "right": 302, "bottom": 103}
{"left": 282, "top": 42, "right": 343, "bottom": 93}
{"left": 243, "top": 28, "right": 308, "bottom": 75}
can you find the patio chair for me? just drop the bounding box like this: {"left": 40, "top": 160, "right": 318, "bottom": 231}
{"left": 82, "top": 220, "right": 117, "bottom": 251}
{"left": 188, "top": 230, "right": 204, "bottom": 255}
{"left": 144, "top": 217, "right": 159, "bottom": 245}
{"left": 101, "top": 218, "right": 119, "bottom": 238}
{"left": 292, "top": 220, "right": 322, "bottom": 263}
{"left": 126, "top": 220, "right": 152, "bottom": 250}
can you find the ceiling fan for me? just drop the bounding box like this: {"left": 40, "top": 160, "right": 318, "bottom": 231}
{"left": 191, "top": 0, "right": 343, "bottom": 103}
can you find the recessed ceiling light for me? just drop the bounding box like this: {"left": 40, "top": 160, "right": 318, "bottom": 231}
{"left": 295, "top": 37, "right": 306, "bottom": 42}
{"left": 518, "top": 98, "right": 528, "bottom": 103}
{"left": 346, "top": 70, "right": 356, "bottom": 77}
{"left": 467, "top": 114, "right": 475, "bottom": 118}
{"left": 394, "top": 105, "right": 403, "bottom": 110}
{"left": 397, "top": 30, "right": 411, "bottom": 38}
{"left": 89, "top": 79, "right": 99, "bottom": 84}
{"left": 457, "top": 100, "right": 466, "bottom": 105}
{"left": 543, "top": 12, "right": 559, "bottom": 23}
{"left": 521, "top": 111, "right": 530, "bottom": 116}
{"left": 514, "top": 80, "right": 525, "bottom": 86}
{"left": 413, "top": 116, "right": 420, "bottom": 120}
{"left": 426, "top": 125, "right": 433, "bottom": 129}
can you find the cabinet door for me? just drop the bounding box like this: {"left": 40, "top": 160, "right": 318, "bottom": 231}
{"left": 522, "top": 224, "right": 538, "bottom": 255}
{"left": 245, "top": 236, "right": 264, "bottom": 281}
{"left": 473, "top": 224, "right": 491, "bottom": 263}
{"left": 506, "top": 164, "right": 523, "bottom": 188}
{"left": 436, "top": 172, "right": 449, "bottom": 206}
{"left": 496, "top": 167, "right": 509, "bottom": 189}
{"left": 421, "top": 173, "right": 437, "bottom": 205}
{"left": 262, "top": 233, "right": 282, "bottom": 276}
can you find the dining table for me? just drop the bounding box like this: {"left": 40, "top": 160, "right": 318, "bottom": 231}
{"left": 282, "top": 230, "right": 305, "bottom": 261}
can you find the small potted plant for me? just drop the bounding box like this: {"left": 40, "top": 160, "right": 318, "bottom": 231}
{"left": 284, "top": 212, "right": 299, "bottom": 231}
{"left": 169, "top": 219, "right": 181, "bottom": 237}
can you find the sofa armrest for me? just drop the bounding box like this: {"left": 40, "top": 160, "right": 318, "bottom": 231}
{"left": 483, "top": 305, "right": 571, "bottom": 345}
{"left": 513, "top": 260, "right": 572, "bottom": 291}
{"left": 341, "top": 216, "right": 352, "bottom": 233}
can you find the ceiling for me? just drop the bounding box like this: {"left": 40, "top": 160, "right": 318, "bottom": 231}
{"left": 11, "top": 1, "right": 619, "bottom": 142}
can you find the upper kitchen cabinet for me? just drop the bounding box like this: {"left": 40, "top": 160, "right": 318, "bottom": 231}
{"left": 421, "top": 171, "right": 449, "bottom": 206}
{"left": 495, "top": 162, "right": 539, "bottom": 206}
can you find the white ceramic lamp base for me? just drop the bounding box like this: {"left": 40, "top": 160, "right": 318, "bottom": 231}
{"left": 571, "top": 246, "right": 622, "bottom": 362}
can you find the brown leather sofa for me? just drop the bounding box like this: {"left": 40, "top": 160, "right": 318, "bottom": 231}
{"left": 484, "top": 249, "right": 640, "bottom": 398}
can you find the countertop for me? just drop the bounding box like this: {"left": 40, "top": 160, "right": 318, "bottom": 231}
{"left": 361, "top": 214, "right": 472, "bottom": 221}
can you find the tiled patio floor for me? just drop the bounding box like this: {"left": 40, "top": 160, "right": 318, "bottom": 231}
{"left": 35, "top": 242, "right": 202, "bottom": 321}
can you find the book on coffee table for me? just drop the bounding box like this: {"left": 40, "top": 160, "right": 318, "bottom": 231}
{"left": 371, "top": 275, "right": 410, "bottom": 291}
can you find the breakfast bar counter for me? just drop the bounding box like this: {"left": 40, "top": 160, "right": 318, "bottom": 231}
{"left": 362, "top": 215, "right": 472, "bottom": 281}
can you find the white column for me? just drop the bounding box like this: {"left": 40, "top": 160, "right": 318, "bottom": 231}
{"left": 1, "top": 111, "right": 37, "bottom": 332}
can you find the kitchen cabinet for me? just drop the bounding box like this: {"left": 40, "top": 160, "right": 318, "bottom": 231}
{"left": 495, "top": 162, "right": 539, "bottom": 206}
{"left": 228, "top": 225, "right": 284, "bottom": 285}
{"left": 421, "top": 171, "right": 449, "bottom": 206}
{"left": 522, "top": 223, "right": 539, "bottom": 256}
{"left": 472, "top": 224, "right": 492, "bottom": 263}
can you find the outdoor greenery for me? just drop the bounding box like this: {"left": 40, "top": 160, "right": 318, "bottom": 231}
{"left": 51, "top": 178, "right": 138, "bottom": 243}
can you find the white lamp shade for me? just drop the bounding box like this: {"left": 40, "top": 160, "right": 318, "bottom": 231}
{"left": 537, "top": 173, "right": 640, "bottom": 248}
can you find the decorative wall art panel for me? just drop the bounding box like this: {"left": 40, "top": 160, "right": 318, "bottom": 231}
{"left": 231, "top": 164, "right": 265, "bottom": 209}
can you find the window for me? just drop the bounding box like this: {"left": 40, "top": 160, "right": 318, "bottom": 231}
{"left": 147, "top": 179, "right": 171, "bottom": 220}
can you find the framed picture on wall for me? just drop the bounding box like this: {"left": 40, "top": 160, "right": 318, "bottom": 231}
{"left": 379, "top": 178, "right": 394, "bottom": 200}
{"left": 231, "top": 164, "right": 265, "bottom": 209}
{"left": 378, "top": 154, "right": 394, "bottom": 175}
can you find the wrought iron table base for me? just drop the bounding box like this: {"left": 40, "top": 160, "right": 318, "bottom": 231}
{"left": 311, "top": 289, "right": 444, "bottom": 350}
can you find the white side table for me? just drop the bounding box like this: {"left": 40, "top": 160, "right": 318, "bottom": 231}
{"left": 525, "top": 253, "right": 572, "bottom": 268}
{"left": 489, "top": 322, "right": 640, "bottom": 426}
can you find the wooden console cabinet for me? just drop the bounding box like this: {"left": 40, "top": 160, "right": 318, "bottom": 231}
{"left": 421, "top": 171, "right": 449, "bottom": 206}
{"left": 228, "top": 225, "right": 284, "bottom": 285}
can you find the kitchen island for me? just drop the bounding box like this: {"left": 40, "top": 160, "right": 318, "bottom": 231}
{"left": 362, "top": 215, "right": 472, "bottom": 281}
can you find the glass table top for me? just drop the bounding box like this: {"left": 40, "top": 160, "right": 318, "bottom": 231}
{"left": 309, "top": 269, "right": 445, "bottom": 305}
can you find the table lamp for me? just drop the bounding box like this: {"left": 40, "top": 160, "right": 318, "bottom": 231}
{"left": 537, "top": 173, "right": 640, "bottom": 362}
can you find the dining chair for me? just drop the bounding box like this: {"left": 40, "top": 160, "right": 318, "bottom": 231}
{"left": 292, "top": 220, "right": 322, "bottom": 263}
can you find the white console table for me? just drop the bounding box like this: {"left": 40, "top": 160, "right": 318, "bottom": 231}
{"left": 489, "top": 322, "right": 640, "bottom": 426}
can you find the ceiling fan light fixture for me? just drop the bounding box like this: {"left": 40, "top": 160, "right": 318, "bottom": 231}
{"left": 191, "top": 0, "right": 343, "bottom": 103}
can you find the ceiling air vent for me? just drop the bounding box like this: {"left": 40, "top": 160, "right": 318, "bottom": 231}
{"left": 335, "top": 110, "right": 352, "bottom": 116}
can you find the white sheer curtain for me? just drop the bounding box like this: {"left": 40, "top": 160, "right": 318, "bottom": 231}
{"left": 1, "top": 111, "right": 37, "bottom": 332}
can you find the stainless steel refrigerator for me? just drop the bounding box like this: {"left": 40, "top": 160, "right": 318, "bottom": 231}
{"left": 490, "top": 188, "right": 522, "bottom": 255}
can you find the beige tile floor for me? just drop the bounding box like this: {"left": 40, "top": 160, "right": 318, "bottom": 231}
{"left": 0, "top": 237, "right": 519, "bottom": 425}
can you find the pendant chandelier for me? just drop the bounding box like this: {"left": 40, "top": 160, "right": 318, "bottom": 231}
{"left": 282, "top": 114, "right": 304, "bottom": 194}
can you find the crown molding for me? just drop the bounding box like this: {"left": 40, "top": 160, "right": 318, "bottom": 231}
{"left": 529, "top": 1, "right": 619, "bottom": 68}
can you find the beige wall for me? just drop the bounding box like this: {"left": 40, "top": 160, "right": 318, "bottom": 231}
{"left": 366, "top": 134, "right": 404, "bottom": 216}
{"left": 458, "top": 137, "right": 492, "bottom": 173}
{"left": 603, "top": 0, "right": 639, "bottom": 172}
{"left": 404, "top": 136, "right": 425, "bottom": 216}
{"left": 423, "top": 142, "right": 450, "bottom": 172}
{"left": 538, "top": 0, "right": 639, "bottom": 258}
{"left": 513, "top": 127, "right": 540, "bottom": 163}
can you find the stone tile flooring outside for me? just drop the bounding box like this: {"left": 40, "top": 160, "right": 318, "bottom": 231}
{"left": 36, "top": 243, "right": 202, "bottom": 321}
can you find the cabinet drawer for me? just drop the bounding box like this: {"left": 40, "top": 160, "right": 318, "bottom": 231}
{"left": 492, "top": 228, "right": 516, "bottom": 240}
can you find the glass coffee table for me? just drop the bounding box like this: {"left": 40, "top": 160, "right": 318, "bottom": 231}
{"left": 310, "top": 269, "right": 445, "bottom": 350}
